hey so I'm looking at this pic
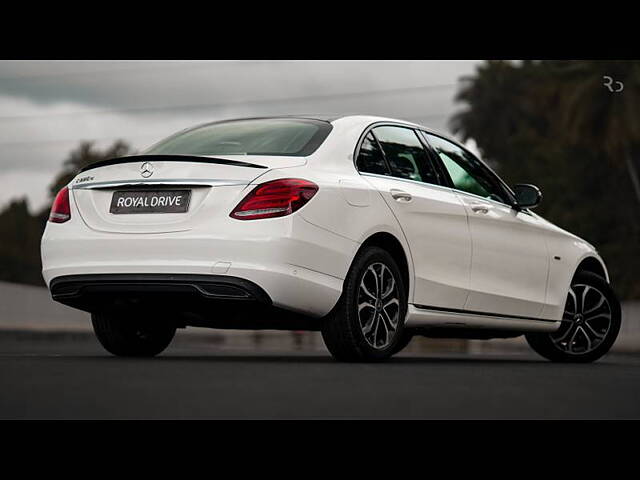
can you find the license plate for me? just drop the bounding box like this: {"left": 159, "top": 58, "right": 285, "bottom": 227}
{"left": 109, "top": 190, "right": 191, "bottom": 214}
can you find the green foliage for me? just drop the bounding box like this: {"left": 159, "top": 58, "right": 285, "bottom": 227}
{"left": 0, "top": 141, "right": 132, "bottom": 286}
{"left": 452, "top": 60, "right": 640, "bottom": 299}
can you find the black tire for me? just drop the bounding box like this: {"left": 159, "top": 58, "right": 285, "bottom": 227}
{"left": 525, "top": 271, "right": 621, "bottom": 363}
{"left": 91, "top": 311, "right": 176, "bottom": 357}
{"left": 321, "top": 246, "right": 407, "bottom": 362}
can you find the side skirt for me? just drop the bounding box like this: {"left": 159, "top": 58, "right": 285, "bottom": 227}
{"left": 405, "top": 304, "right": 561, "bottom": 333}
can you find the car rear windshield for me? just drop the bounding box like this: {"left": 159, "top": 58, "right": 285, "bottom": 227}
{"left": 145, "top": 118, "right": 333, "bottom": 157}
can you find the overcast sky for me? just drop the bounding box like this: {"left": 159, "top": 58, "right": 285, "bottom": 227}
{"left": 0, "top": 60, "right": 482, "bottom": 211}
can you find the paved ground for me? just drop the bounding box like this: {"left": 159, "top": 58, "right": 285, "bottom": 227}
{"left": 2, "top": 281, "right": 639, "bottom": 419}
{"left": 1, "top": 332, "right": 639, "bottom": 419}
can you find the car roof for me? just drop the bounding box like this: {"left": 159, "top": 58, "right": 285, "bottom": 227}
{"left": 275, "top": 114, "right": 450, "bottom": 137}
{"left": 327, "top": 114, "right": 460, "bottom": 142}
{"left": 242, "top": 114, "right": 429, "bottom": 127}
{"left": 185, "top": 114, "right": 454, "bottom": 142}
{"left": 191, "top": 115, "right": 340, "bottom": 125}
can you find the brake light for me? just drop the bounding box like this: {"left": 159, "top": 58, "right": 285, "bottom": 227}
{"left": 49, "top": 186, "right": 71, "bottom": 223}
{"left": 230, "top": 178, "right": 318, "bottom": 220}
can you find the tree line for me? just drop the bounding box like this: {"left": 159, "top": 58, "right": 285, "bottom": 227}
{"left": 0, "top": 141, "right": 132, "bottom": 285}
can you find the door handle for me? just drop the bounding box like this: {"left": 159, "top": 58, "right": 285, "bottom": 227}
{"left": 470, "top": 204, "right": 490, "bottom": 214}
{"left": 390, "top": 189, "right": 412, "bottom": 202}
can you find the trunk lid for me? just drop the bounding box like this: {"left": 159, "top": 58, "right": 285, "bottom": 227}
{"left": 71, "top": 154, "right": 305, "bottom": 233}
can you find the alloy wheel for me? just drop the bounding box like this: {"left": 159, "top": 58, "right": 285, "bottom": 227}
{"left": 550, "top": 283, "right": 612, "bottom": 355}
{"left": 357, "top": 262, "right": 400, "bottom": 349}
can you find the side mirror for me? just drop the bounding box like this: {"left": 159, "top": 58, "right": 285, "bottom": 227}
{"left": 513, "top": 184, "right": 542, "bottom": 209}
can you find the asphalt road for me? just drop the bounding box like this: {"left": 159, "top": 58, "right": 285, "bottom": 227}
{"left": 1, "top": 333, "right": 639, "bottom": 420}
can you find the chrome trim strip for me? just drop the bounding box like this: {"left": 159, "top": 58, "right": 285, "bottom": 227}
{"left": 405, "top": 304, "right": 561, "bottom": 332}
{"left": 360, "top": 172, "right": 529, "bottom": 212}
{"left": 71, "top": 179, "right": 247, "bottom": 190}
{"left": 448, "top": 188, "right": 514, "bottom": 209}
{"left": 359, "top": 172, "right": 454, "bottom": 194}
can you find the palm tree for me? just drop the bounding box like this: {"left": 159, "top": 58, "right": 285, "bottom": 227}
{"left": 550, "top": 60, "right": 640, "bottom": 205}
{"left": 450, "top": 61, "right": 533, "bottom": 166}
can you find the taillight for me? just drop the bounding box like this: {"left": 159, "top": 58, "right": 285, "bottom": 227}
{"left": 230, "top": 178, "right": 319, "bottom": 220}
{"left": 49, "top": 186, "right": 71, "bottom": 223}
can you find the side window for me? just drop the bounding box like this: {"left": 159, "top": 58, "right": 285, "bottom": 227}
{"left": 356, "top": 132, "right": 389, "bottom": 175}
{"left": 373, "top": 126, "right": 440, "bottom": 185}
{"left": 425, "top": 133, "right": 508, "bottom": 204}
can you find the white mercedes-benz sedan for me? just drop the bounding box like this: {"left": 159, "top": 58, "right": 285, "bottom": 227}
{"left": 41, "top": 115, "right": 621, "bottom": 362}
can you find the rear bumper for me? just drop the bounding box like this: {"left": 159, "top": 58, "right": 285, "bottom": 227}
{"left": 51, "top": 273, "right": 272, "bottom": 308}
{"left": 41, "top": 214, "right": 357, "bottom": 318}
{"left": 49, "top": 273, "right": 321, "bottom": 330}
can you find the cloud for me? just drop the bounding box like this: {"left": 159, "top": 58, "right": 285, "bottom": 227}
{"left": 0, "top": 60, "right": 478, "bottom": 109}
{"left": 0, "top": 60, "right": 481, "bottom": 211}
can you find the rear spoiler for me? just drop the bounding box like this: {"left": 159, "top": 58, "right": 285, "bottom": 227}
{"left": 80, "top": 155, "right": 268, "bottom": 173}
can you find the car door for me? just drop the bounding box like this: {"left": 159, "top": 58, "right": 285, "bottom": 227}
{"left": 356, "top": 125, "right": 472, "bottom": 310}
{"left": 423, "top": 132, "right": 549, "bottom": 318}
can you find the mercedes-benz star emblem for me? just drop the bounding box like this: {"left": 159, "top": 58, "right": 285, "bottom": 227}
{"left": 140, "top": 162, "right": 154, "bottom": 178}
